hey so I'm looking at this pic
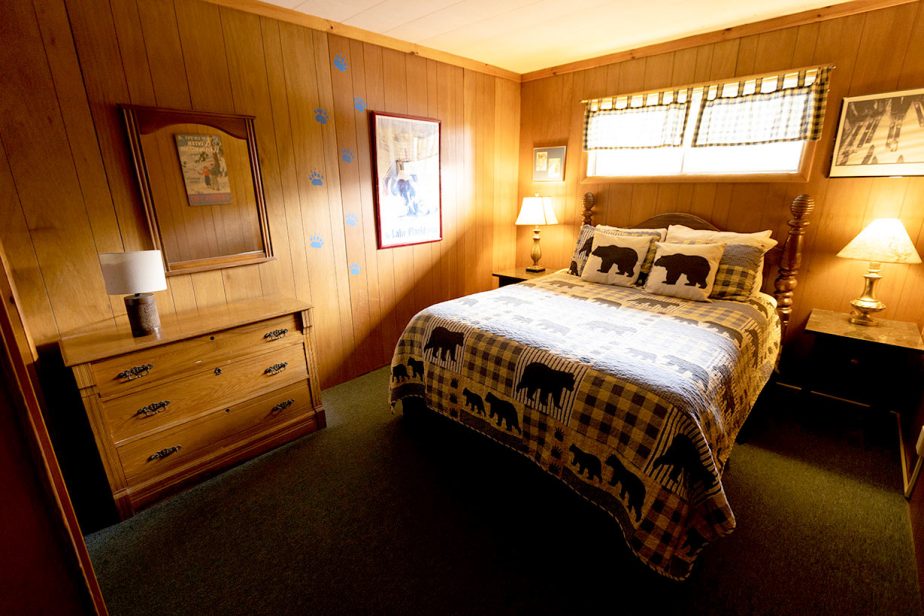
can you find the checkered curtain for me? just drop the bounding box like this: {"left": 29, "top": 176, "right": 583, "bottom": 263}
{"left": 583, "top": 89, "right": 691, "bottom": 150}
{"left": 693, "top": 67, "right": 831, "bottom": 147}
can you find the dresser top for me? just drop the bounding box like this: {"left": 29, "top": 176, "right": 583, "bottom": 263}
{"left": 806, "top": 308, "right": 924, "bottom": 352}
{"left": 58, "top": 297, "right": 311, "bottom": 366}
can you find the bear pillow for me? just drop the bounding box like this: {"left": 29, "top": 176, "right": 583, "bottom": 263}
{"left": 645, "top": 241, "right": 725, "bottom": 301}
{"left": 580, "top": 233, "right": 654, "bottom": 287}
{"left": 567, "top": 224, "right": 665, "bottom": 277}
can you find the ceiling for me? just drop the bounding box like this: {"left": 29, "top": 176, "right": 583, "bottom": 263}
{"left": 262, "top": 0, "right": 856, "bottom": 74}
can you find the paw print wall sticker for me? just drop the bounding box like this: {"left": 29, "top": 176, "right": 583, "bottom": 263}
{"left": 341, "top": 148, "right": 354, "bottom": 163}
{"left": 333, "top": 54, "right": 348, "bottom": 72}
{"left": 353, "top": 97, "right": 366, "bottom": 112}
{"left": 349, "top": 262, "right": 361, "bottom": 276}
{"left": 309, "top": 170, "right": 324, "bottom": 186}
{"left": 345, "top": 213, "right": 359, "bottom": 227}
{"left": 309, "top": 234, "right": 324, "bottom": 249}
{"left": 314, "top": 108, "right": 328, "bottom": 125}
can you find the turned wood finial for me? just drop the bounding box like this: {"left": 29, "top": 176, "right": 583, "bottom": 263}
{"left": 773, "top": 194, "right": 815, "bottom": 337}
{"left": 582, "top": 192, "right": 596, "bottom": 225}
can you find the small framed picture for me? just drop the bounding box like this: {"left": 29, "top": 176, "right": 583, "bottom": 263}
{"left": 829, "top": 87, "right": 924, "bottom": 177}
{"left": 533, "top": 146, "right": 566, "bottom": 181}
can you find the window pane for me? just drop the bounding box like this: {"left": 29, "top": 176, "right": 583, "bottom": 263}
{"left": 589, "top": 148, "right": 684, "bottom": 177}
{"left": 683, "top": 141, "right": 804, "bottom": 174}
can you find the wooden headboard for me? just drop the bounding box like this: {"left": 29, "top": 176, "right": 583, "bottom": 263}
{"left": 580, "top": 192, "right": 814, "bottom": 336}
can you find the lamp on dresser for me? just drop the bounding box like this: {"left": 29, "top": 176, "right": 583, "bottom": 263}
{"left": 836, "top": 218, "right": 921, "bottom": 325}
{"left": 516, "top": 194, "right": 558, "bottom": 272}
{"left": 99, "top": 250, "right": 167, "bottom": 337}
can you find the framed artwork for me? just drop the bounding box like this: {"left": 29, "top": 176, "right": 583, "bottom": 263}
{"left": 122, "top": 105, "right": 272, "bottom": 275}
{"left": 829, "top": 87, "right": 924, "bottom": 177}
{"left": 533, "top": 146, "right": 566, "bottom": 181}
{"left": 370, "top": 111, "right": 442, "bottom": 249}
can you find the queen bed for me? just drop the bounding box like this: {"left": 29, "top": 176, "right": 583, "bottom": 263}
{"left": 389, "top": 193, "right": 813, "bottom": 579}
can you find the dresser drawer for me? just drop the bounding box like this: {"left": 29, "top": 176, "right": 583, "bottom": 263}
{"left": 92, "top": 314, "right": 300, "bottom": 399}
{"left": 101, "top": 342, "right": 308, "bottom": 444}
{"left": 117, "top": 380, "right": 313, "bottom": 484}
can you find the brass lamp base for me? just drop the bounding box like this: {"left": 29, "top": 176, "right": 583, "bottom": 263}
{"left": 848, "top": 264, "right": 884, "bottom": 326}
{"left": 527, "top": 225, "right": 545, "bottom": 272}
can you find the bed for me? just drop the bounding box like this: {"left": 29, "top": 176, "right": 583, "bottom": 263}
{"left": 389, "top": 193, "right": 814, "bottom": 579}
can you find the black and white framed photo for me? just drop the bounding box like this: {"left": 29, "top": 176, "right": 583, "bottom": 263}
{"left": 830, "top": 87, "right": 924, "bottom": 177}
{"left": 370, "top": 111, "right": 442, "bottom": 249}
{"left": 533, "top": 146, "right": 566, "bottom": 181}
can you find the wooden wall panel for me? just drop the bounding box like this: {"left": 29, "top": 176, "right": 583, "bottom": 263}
{"left": 0, "top": 0, "right": 519, "bottom": 388}
{"left": 518, "top": 0, "right": 924, "bottom": 340}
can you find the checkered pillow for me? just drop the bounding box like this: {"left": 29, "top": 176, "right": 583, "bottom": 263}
{"left": 567, "top": 225, "right": 666, "bottom": 280}
{"left": 674, "top": 240, "right": 767, "bottom": 301}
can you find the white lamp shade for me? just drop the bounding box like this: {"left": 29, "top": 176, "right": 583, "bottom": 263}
{"left": 99, "top": 251, "right": 168, "bottom": 295}
{"left": 836, "top": 218, "right": 922, "bottom": 264}
{"left": 515, "top": 196, "right": 558, "bottom": 226}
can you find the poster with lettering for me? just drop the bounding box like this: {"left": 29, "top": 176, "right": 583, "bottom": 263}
{"left": 371, "top": 112, "right": 442, "bottom": 249}
{"left": 175, "top": 134, "right": 232, "bottom": 205}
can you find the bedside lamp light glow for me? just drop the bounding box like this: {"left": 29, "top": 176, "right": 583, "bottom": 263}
{"left": 836, "top": 218, "right": 921, "bottom": 325}
{"left": 516, "top": 195, "right": 558, "bottom": 272}
{"left": 100, "top": 250, "right": 168, "bottom": 337}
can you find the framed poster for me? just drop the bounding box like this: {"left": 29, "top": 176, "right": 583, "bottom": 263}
{"left": 370, "top": 111, "right": 442, "bottom": 249}
{"left": 533, "top": 146, "right": 566, "bottom": 181}
{"left": 830, "top": 87, "right": 924, "bottom": 177}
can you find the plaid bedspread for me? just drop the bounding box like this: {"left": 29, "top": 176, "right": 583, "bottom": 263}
{"left": 389, "top": 270, "right": 780, "bottom": 579}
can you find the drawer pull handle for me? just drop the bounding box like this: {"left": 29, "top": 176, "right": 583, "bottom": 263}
{"left": 147, "top": 445, "right": 181, "bottom": 462}
{"left": 214, "top": 367, "right": 223, "bottom": 376}
{"left": 135, "top": 400, "right": 170, "bottom": 418}
{"left": 271, "top": 399, "right": 295, "bottom": 414}
{"left": 263, "top": 328, "right": 289, "bottom": 341}
{"left": 116, "top": 363, "right": 153, "bottom": 381}
{"left": 264, "top": 362, "right": 288, "bottom": 376}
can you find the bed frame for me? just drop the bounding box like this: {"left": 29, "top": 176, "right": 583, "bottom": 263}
{"left": 579, "top": 192, "right": 813, "bottom": 337}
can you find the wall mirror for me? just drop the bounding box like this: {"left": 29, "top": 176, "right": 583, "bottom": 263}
{"left": 121, "top": 105, "right": 273, "bottom": 275}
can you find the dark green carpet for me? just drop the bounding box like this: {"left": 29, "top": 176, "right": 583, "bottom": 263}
{"left": 86, "top": 368, "right": 920, "bottom": 615}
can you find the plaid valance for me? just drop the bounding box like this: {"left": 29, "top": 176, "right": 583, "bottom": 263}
{"left": 693, "top": 67, "right": 831, "bottom": 147}
{"left": 583, "top": 89, "right": 692, "bottom": 150}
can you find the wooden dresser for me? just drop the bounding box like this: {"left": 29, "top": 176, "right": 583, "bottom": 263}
{"left": 58, "top": 297, "right": 324, "bottom": 518}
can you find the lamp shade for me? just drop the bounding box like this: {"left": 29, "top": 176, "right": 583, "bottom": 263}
{"left": 836, "top": 218, "right": 922, "bottom": 264}
{"left": 515, "top": 196, "right": 558, "bottom": 226}
{"left": 99, "top": 250, "right": 167, "bottom": 295}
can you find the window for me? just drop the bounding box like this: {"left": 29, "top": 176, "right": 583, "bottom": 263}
{"left": 583, "top": 66, "right": 831, "bottom": 179}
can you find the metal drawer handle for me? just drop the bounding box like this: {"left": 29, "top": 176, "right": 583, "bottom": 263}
{"left": 271, "top": 399, "right": 295, "bottom": 414}
{"left": 117, "top": 363, "right": 153, "bottom": 381}
{"left": 264, "top": 362, "right": 288, "bottom": 376}
{"left": 134, "top": 400, "right": 170, "bottom": 418}
{"left": 263, "top": 328, "right": 289, "bottom": 341}
{"left": 147, "top": 445, "right": 181, "bottom": 462}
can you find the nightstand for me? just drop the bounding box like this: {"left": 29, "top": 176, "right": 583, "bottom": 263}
{"left": 492, "top": 267, "right": 561, "bottom": 287}
{"left": 802, "top": 308, "right": 924, "bottom": 410}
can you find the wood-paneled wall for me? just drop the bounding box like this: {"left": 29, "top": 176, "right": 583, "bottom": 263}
{"left": 0, "top": 0, "right": 520, "bottom": 388}
{"left": 518, "top": 1, "right": 924, "bottom": 341}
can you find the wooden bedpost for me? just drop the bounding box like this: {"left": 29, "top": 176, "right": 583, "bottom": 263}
{"left": 582, "top": 192, "right": 596, "bottom": 225}
{"left": 773, "top": 194, "right": 814, "bottom": 337}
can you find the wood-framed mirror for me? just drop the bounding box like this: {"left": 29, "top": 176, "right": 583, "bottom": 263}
{"left": 121, "top": 105, "right": 273, "bottom": 275}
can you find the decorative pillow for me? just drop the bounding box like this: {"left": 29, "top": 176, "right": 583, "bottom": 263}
{"left": 645, "top": 242, "right": 725, "bottom": 301}
{"left": 567, "top": 225, "right": 666, "bottom": 278}
{"left": 674, "top": 240, "right": 769, "bottom": 301}
{"left": 666, "top": 224, "right": 777, "bottom": 252}
{"left": 580, "top": 233, "right": 654, "bottom": 287}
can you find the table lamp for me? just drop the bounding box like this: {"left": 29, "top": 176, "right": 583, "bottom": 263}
{"left": 516, "top": 195, "right": 558, "bottom": 272}
{"left": 836, "top": 218, "right": 921, "bottom": 325}
{"left": 99, "top": 250, "right": 168, "bottom": 337}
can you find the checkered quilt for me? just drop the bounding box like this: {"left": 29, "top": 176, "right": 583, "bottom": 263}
{"left": 389, "top": 270, "right": 780, "bottom": 579}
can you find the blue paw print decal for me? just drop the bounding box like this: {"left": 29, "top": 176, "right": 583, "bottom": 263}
{"left": 314, "top": 108, "right": 328, "bottom": 125}
{"left": 309, "top": 170, "right": 324, "bottom": 186}
{"left": 309, "top": 234, "right": 324, "bottom": 249}
{"left": 341, "top": 148, "right": 354, "bottom": 163}
{"left": 345, "top": 213, "right": 358, "bottom": 227}
{"left": 333, "top": 54, "right": 348, "bottom": 72}
{"left": 349, "top": 262, "right": 361, "bottom": 276}
{"left": 353, "top": 97, "right": 366, "bottom": 112}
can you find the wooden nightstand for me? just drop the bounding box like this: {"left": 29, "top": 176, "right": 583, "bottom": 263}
{"left": 492, "top": 267, "right": 561, "bottom": 287}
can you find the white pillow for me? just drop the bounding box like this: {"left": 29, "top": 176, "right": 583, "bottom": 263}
{"left": 580, "top": 233, "right": 654, "bottom": 287}
{"left": 645, "top": 241, "right": 725, "bottom": 301}
{"left": 666, "top": 224, "right": 777, "bottom": 252}
{"left": 596, "top": 225, "right": 667, "bottom": 241}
